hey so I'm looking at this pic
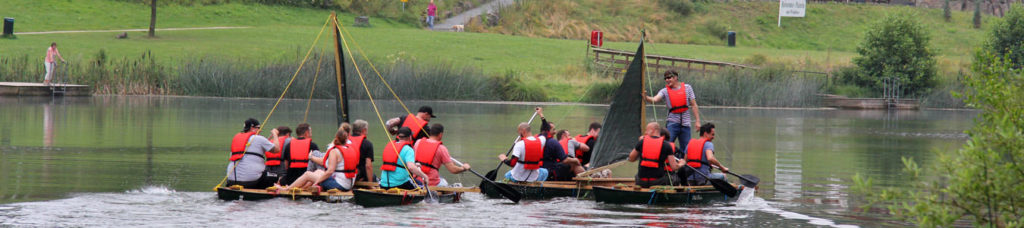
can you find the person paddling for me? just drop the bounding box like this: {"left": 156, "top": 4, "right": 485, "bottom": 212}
{"left": 225, "top": 118, "right": 280, "bottom": 189}
{"left": 412, "top": 123, "right": 471, "bottom": 186}
{"left": 575, "top": 122, "right": 601, "bottom": 167}
{"left": 280, "top": 123, "right": 319, "bottom": 186}
{"left": 682, "top": 123, "right": 728, "bottom": 186}
{"left": 379, "top": 127, "right": 431, "bottom": 190}
{"left": 497, "top": 123, "right": 549, "bottom": 182}
{"left": 386, "top": 106, "right": 436, "bottom": 142}
{"left": 627, "top": 122, "right": 683, "bottom": 188}
{"left": 265, "top": 126, "right": 291, "bottom": 178}
{"left": 533, "top": 107, "right": 586, "bottom": 181}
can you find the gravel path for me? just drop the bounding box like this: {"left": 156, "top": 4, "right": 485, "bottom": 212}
{"left": 433, "top": 0, "right": 514, "bottom": 31}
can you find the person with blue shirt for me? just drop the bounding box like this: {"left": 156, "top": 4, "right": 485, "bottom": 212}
{"left": 682, "top": 123, "right": 728, "bottom": 186}
{"left": 379, "top": 127, "right": 431, "bottom": 190}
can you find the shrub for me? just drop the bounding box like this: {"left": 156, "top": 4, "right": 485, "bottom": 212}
{"left": 492, "top": 71, "right": 549, "bottom": 101}
{"left": 943, "top": 0, "right": 951, "bottom": 22}
{"left": 852, "top": 13, "right": 937, "bottom": 96}
{"left": 984, "top": 5, "right": 1024, "bottom": 68}
{"left": 700, "top": 21, "right": 729, "bottom": 41}
{"left": 658, "top": 0, "right": 694, "bottom": 17}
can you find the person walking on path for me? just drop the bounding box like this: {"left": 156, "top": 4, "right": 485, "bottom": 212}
{"left": 643, "top": 70, "right": 702, "bottom": 156}
{"left": 44, "top": 42, "right": 66, "bottom": 85}
{"left": 426, "top": 0, "right": 437, "bottom": 29}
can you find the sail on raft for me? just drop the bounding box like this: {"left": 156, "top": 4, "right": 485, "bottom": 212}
{"left": 215, "top": 12, "right": 475, "bottom": 206}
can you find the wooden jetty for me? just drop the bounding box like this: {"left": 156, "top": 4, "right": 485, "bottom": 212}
{"left": 821, "top": 94, "right": 919, "bottom": 110}
{"left": 0, "top": 82, "right": 91, "bottom": 96}
{"left": 590, "top": 47, "right": 756, "bottom": 76}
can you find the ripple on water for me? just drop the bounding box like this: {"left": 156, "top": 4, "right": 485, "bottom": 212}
{"left": 1, "top": 187, "right": 869, "bottom": 227}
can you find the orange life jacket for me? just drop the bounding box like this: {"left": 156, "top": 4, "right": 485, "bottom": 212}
{"left": 325, "top": 145, "right": 360, "bottom": 178}
{"left": 349, "top": 135, "right": 365, "bottom": 155}
{"left": 381, "top": 141, "right": 410, "bottom": 171}
{"left": 640, "top": 136, "right": 665, "bottom": 169}
{"left": 686, "top": 138, "right": 710, "bottom": 168}
{"left": 558, "top": 138, "right": 571, "bottom": 156}
{"left": 229, "top": 132, "right": 257, "bottom": 161}
{"left": 666, "top": 84, "right": 689, "bottom": 113}
{"left": 573, "top": 135, "right": 595, "bottom": 158}
{"left": 400, "top": 114, "right": 428, "bottom": 139}
{"left": 265, "top": 136, "right": 287, "bottom": 166}
{"left": 414, "top": 140, "right": 442, "bottom": 174}
{"left": 288, "top": 138, "right": 312, "bottom": 168}
{"left": 521, "top": 137, "right": 543, "bottom": 170}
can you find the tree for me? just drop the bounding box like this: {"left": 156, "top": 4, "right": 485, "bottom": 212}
{"left": 985, "top": 5, "right": 1024, "bottom": 68}
{"left": 149, "top": 0, "right": 156, "bottom": 37}
{"left": 974, "top": 0, "right": 982, "bottom": 29}
{"left": 944, "top": 0, "right": 952, "bottom": 22}
{"left": 850, "top": 13, "right": 937, "bottom": 96}
{"left": 854, "top": 51, "right": 1024, "bottom": 228}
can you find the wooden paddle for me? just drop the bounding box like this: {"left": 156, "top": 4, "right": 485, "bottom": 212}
{"left": 483, "top": 110, "right": 539, "bottom": 180}
{"left": 683, "top": 165, "right": 738, "bottom": 198}
{"left": 452, "top": 158, "right": 521, "bottom": 203}
{"left": 712, "top": 165, "right": 760, "bottom": 188}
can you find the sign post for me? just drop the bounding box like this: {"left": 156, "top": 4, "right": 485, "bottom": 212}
{"left": 778, "top": 0, "right": 806, "bottom": 27}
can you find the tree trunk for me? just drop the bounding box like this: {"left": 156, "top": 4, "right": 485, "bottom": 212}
{"left": 148, "top": 0, "right": 156, "bottom": 37}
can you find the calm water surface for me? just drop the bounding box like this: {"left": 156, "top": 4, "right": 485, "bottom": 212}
{"left": 0, "top": 96, "right": 976, "bottom": 227}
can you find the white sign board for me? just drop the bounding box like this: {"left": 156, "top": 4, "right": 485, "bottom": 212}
{"left": 778, "top": 0, "right": 806, "bottom": 27}
{"left": 779, "top": 0, "right": 806, "bottom": 17}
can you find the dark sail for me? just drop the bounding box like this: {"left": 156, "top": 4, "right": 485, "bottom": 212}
{"left": 587, "top": 41, "right": 646, "bottom": 168}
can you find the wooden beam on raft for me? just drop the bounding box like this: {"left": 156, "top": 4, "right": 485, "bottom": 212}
{"left": 331, "top": 12, "right": 349, "bottom": 126}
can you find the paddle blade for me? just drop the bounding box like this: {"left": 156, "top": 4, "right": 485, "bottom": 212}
{"left": 493, "top": 183, "right": 522, "bottom": 203}
{"left": 738, "top": 174, "right": 760, "bottom": 188}
{"left": 709, "top": 178, "right": 739, "bottom": 198}
{"left": 424, "top": 190, "right": 439, "bottom": 203}
{"left": 484, "top": 169, "right": 498, "bottom": 181}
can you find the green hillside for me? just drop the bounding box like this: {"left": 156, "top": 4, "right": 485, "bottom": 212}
{"left": 473, "top": 1, "right": 990, "bottom": 57}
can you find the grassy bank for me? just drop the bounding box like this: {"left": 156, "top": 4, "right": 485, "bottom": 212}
{"left": 0, "top": 0, "right": 971, "bottom": 107}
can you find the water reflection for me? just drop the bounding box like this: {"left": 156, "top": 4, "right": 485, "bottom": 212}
{"left": 0, "top": 96, "right": 977, "bottom": 227}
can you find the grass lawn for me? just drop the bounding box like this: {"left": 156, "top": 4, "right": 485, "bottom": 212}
{"left": 0, "top": 0, "right": 979, "bottom": 101}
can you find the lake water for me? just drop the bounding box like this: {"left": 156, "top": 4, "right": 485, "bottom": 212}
{"left": 0, "top": 96, "right": 976, "bottom": 227}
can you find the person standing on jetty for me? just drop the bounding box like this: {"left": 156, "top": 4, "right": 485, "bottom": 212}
{"left": 43, "top": 42, "right": 66, "bottom": 85}
{"left": 643, "top": 70, "right": 703, "bottom": 155}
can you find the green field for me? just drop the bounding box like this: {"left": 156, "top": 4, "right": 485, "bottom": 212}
{"left": 0, "top": 0, "right": 988, "bottom": 103}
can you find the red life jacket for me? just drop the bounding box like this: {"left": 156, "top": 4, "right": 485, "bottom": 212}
{"left": 640, "top": 136, "right": 665, "bottom": 169}
{"left": 666, "top": 84, "right": 689, "bottom": 113}
{"left": 288, "top": 138, "right": 312, "bottom": 168}
{"left": 229, "top": 132, "right": 257, "bottom": 161}
{"left": 573, "top": 135, "right": 595, "bottom": 158}
{"left": 400, "top": 114, "right": 428, "bottom": 139}
{"left": 325, "top": 145, "right": 360, "bottom": 178}
{"left": 521, "top": 137, "right": 543, "bottom": 170}
{"left": 686, "top": 138, "right": 710, "bottom": 168}
{"left": 349, "top": 135, "right": 365, "bottom": 154}
{"left": 558, "top": 138, "right": 571, "bottom": 156}
{"left": 265, "top": 136, "right": 287, "bottom": 166}
{"left": 414, "top": 140, "right": 442, "bottom": 174}
{"left": 381, "top": 141, "right": 410, "bottom": 171}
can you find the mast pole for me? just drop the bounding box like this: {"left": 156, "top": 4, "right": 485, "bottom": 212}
{"left": 639, "top": 30, "right": 647, "bottom": 128}
{"left": 331, "top": 12, "right": 349, "bottom": 126}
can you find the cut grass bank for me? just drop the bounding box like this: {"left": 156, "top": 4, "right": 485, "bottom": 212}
{"left": 0, "top": 0, "right": 971, "bottom": 107}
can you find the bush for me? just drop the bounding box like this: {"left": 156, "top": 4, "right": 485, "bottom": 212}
{"left": 491, "top": 71, "right": 549, "bottom": 101}
{"left": 984, "top": 5, "right": 1024, "bottom": 68}
{"left": 658, "top": 0, "right": 695, "bottom": 17}
{"left": 700, "top": 21, "right": 729, "bottom": 41}
{"left": 852, "top": 13, "right": 937, "bottom": 97}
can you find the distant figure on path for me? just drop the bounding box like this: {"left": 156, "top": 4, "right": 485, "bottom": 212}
{"left": 427, "top": 0, "right": 437, "bottom": 29}
{"left": 44, "top": 42, "right": 66, "bottom": 85}
{"left": 643, "top": 70, "right": 702, "bottom": 156}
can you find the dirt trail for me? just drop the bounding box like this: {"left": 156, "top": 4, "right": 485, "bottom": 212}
{"left": 433, "top": 0, "right": 513, "bottom": 31}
